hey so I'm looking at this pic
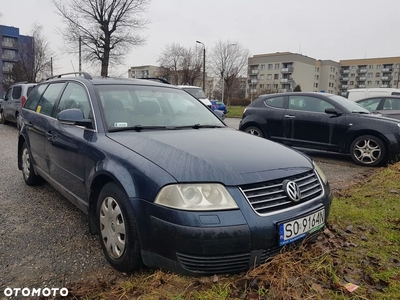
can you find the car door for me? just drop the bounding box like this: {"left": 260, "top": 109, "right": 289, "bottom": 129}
{"left": 46, "top": 82, "right": 94, "bottom": 202}
{"left": 3, "top": 86, "right": 20, "bottom": 120}
{"left": 381, "top": 97, "right": 400, "bottom": 119}
{"left": 356, "top": 97, "right": 382, "bottom": 113}
{"left": 26, "top": 82, "right": 66, "bottom": 176}
{"left": 285, "top": 95, "right": 347, "bottom": 151}
{"left": 257, "top": 95, "right": 287, "bottom": 142}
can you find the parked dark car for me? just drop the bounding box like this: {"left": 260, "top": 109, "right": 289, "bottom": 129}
{"left": 18, "top": 73, "right": 332, "bottom": 275}
{"left": 210, "top": 100, "right": 228, "bottom": 114}
{"left": 239, "top": 92, "right": 400, "bottom": 167}
{"left": 0, "top": 82, "right": 36, "bottom": 128}
{"left": 355, "top": 96, "right": 400, "bottom": 120}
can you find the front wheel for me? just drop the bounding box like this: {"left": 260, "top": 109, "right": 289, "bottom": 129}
{"left": 350, "top": 135, "right": 386, "bottom": 167}
{"left": 97, "top": 182, "right": 142, "bottom": 272}
{"left": 244, "top": 126, "right": 264, "bottom": 138}
{"left": 21, "top": 142, "right": 43, "bottom": 185}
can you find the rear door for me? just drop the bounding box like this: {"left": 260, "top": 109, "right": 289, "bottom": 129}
{"left": 3, "top": 86, "right": 21, "bottom": 121}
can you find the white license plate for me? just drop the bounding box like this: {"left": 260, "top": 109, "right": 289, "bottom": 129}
{"left": 279, "top": 209, "right": 325, "bottom": 246}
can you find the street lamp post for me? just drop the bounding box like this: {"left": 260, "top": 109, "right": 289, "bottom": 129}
{"left": 196, "top": 41, "right": 206, "bottom": 92}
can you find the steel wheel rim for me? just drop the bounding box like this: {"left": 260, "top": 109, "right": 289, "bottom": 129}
{"left": 353, "top": 138, "right": 381, "bottom": 164}
{"left": 99, "top": 197, "right": 126, "bottom": 258}
{"left": 22, "top": 147, "right": 31, "bottom": 179}
{"left": 247, "top": 128, "right": 261, "bottom": 136}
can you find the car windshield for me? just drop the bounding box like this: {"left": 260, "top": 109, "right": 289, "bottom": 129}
{"left": 327, "top": 94, "right": 370, "bottom": 114}
{"left": 96, "top": 85, "right": 224, "bottom": 131}
{"left": 182, "top": 87, "right": 207, "bottom": 99}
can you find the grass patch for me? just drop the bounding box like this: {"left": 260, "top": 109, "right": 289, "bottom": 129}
{"left": 60, "top": 163, "right": 400, "bottom": 300}
{"left": 225, "top": 106, "right": 245, "bottom": 118}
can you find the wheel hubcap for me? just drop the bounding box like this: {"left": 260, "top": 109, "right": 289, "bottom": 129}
{"left": 353, "top": 139, "right": 381, "bottom": 164}
{"left": 22, "top": 148, "right": 31, "bottom": 179}
{"left": 247, "top": 128, "right": 260, "bottom": 136}
{"left": 99, "top": 197, "right": 126, "bottom": 258}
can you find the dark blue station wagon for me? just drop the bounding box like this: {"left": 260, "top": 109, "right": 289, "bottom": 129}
{"left": 18, "top": 73, "right": 332, "bottom": 275}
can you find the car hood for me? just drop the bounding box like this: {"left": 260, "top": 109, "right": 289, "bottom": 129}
{"left": 106, "top": 128, "right": 312, "bottom": 185}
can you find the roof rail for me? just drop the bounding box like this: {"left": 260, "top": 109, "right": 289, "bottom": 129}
{"left": 139, "top": 77, "right": 171, "bottom": 85}
{"left": 46, "top": 72, "right": 93, "bottom": 81}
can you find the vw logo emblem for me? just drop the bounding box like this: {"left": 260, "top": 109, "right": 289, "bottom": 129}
{"left": 283, "top": 180, "right": 301, "bottom": 202}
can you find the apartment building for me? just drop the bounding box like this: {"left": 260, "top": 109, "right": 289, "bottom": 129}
{"left": 247, "top": 52, "right": 340, "bottom": 99}
{"left": 128, "top": 65, "right": 164, "bottom": 79}
{"left": 338, "top": 57, "right": 400, "bottom": 96}
{"left": 0, "top": 25, "right": 34, "bottom": 97}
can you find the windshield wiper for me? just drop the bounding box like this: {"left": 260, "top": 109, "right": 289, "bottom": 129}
{"left": 108, "top": 125, "right": 168, "bottom": 132}
{"left": 172, "top": 124, "right": 225, "bottom": 129}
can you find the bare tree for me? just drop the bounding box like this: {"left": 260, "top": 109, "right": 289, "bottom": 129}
{"left": 210, "top": 40, "right": 250, "bottom": 105}
{"left": 53, "top": 0, "right": 150, "bottom": 77}
{"left": 8, "top": 23, "right": 53, "bottom": 85}
{"left": 157, "top": 43, "right": 202, "bottom": 85}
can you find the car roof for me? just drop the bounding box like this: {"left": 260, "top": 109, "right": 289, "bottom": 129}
{"left": 258, "top": 92, "right": 335, "bottom": 98}
{"left": 356, "top": 95, "right": 400, "bottom": 101}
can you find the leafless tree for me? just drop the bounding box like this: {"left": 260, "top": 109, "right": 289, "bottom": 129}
{"left": 210, "top": 40, "right": 250, "bottom": 105}
{"left": 157, "top": 43, "right": 202, "bottom": 85}
{"left": 52, "top": 0, "right": 150, "bottom": 77}
{"left": 8, "top": 23, "right": 53, "bottom": 85}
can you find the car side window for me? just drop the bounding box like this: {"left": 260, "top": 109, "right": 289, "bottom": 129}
{"left": 264, "top": 96, "right": 284, "bottom": 108}
{"left": 4, "top": 88, "right": 12, "bottom": 101}
{"left": 357, "top": 98, "right": 381, "bottom": 111}
{"left": 37, "top": 83, "right": 65, "bottom": 116}
{"left": 289, "top": 96, "right": 333, "bottom": 113}
{"left": 56, "top": 82, "right": 92, "bottom": 119}
{"left": 12, "top": 86, "right": 22, "bottom": 100}
{"left": 24, "top": 84, "right": 48, "bottom": 111}
{"left": 388, "top": 98, "right": 400, "bottom": 110}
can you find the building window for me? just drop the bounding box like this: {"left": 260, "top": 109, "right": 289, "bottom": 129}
{"left": 351, "top": 66, "right": 356, "bottom": 70}
{"left": 259, "top": 74, "right": 265, "bottom": 79}
{"left": 375, "top": 81, "right": 380, "bottom": 85}
{"left": 268, "top": 64, "right": 273, "bottom": 70}
{"left": 350, "top": 73, "right": 355, "bottom": 77}
{"left": 260, "top": 64, "right": 265, "bottom": 70}
{"left": 275, "top": 63, "right": 280, "bottom": 70}
{"left": 350, "top": 81, "right": 354, "bottom": 85}
{"left": 274, "top": 74, "right": 279, "bottom": 80}
{"left": 367, "top": 73, "right": 373, "bottom": 78}
{"left": 369, "top": 65, "right": 374, "bottom": 69}
{"left": 259, "top": 84, "right": 264, "bottom": 89}
{"left": 367, "top": 81, "right": 372, "bottom": 85}
{"left": 273, "top": 84, "right": 278, "bottom": 89}
{"left": 376, "top": 65, "right": 381, "bottom": 69}
{"left": 266, "top": 84, "right": 271, "bottom": 89}
{"left": 267, "top": 74, "right": 272, "bottom": 80}
{"left": 375, "top": 73, "right": 380, "bottom": 77}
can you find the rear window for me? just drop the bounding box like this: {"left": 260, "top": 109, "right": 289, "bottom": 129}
{"left": 12, "top": 86, "right": 22, "bottom": 100}
{"left": 27, "top": 86, "right": 35, "bottom": 96}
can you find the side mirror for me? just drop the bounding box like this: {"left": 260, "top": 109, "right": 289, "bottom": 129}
{"left": 325, "top": 107, "right": 342, "bottom": 116}
{"left": 58, "top": 108, "right": 93, "bottom": 128}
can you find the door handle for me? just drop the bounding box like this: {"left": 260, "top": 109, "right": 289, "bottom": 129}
{"left": 284, "top": 115, "right": 296, "bottom": 119}
{"left": 46, "top": 132, "right": 53, "bottom": 141}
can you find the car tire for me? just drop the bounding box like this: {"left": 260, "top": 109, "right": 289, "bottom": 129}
{"left": 350, "top": 135, "right": 386, "bottom": 167}
{"left": 21, "top": 142, "right": 43, "bottom": 185}
{"left": 0, "top": 110, "right": 7, "bottom": 124}
{"left": 97, "top": 182, "right": 142, "bottom": 272}
{"left": 16, "top": 113, "right": 21, "bottom": 130}
{"left": 244, "top": 126, "right": 264, "bottom": 138}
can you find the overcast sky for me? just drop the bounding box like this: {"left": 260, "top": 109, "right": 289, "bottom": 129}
{"left": 1, "top": 0, "right": 400, "bottom": 76}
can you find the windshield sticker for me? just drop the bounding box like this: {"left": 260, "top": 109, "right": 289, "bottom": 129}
{"left": 114, "top": 122, "right": 128, "bottom": 127}
{"left": 36, "top": 106, "right": 42, "bottom": 113}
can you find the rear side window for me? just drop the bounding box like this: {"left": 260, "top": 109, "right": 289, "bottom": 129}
{"left": 24, "top": 84, "right": 48, "bottom": 111}
{"left": 264, "top": 96, "right": 284, "bottom": 108}
{"left": 12, "top": 86, "right": 22, "bottom": 100}
{"left": 37, "top": 83, "right": 65, "bottom": 116}
{"left": 27, "top": 86, "right": 35, "bottom": 96}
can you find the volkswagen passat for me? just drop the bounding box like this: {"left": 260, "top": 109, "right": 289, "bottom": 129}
{"left": 18, "top": 73, "right": 332, "bottom": 275}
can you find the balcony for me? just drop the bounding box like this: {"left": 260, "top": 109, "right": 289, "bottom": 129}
{"left": 340, "top": 69, "right": 350, "bottom": 74}
{"left": 2, "top": 67, "right": 13, "bottom": 73}
{"left": 380, "top": 84, "right": 391, "bottom": 88}
{"left": 250, "top": 89, "right": 257, "bottom": 93}
{"left": 340, "top": 77, "right": 349, "bottom": 81}
{"left": 250, "top": 69, "right": 259, "bottom": 75}
{"left": 250, "top": 79, "right": 258, "bottom": 84}
{"left": 341, "top": 92, "right": 348, "bottom": 96}
{"left": 357, "top": 76, "right": 366, "bottom": 81}
{"left": 339, "top": 85, "right": 348, "bottom": 89}
{"left": 382, "top": 67, "right": 393, "bottom": 72}
{"left": 281, "top": 67, "right": 294, "bottom": 74}
{"left": 279, "top": 89, "right": 288, "bottom": 93}
{"left": 280, "top": 78, "right": 292, "bottom": 83}
{"left": 356, "top": 85, "right": 366, "bottom": 88}
{"left": 1, "top": 54, "right": 17, "bottom": 61}
{"left": 381, "top": 76, "right": 392, "bottom": 81}
{"left": 357, "top": 68, "right": 367, "bottom": 73}
{"left": 1, "top": 41, "right": 18, "bottom": 49}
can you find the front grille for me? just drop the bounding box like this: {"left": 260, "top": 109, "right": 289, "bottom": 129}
{"left": 240, "top": 170, "right": 323, "bottom": 215}
{"left": 176, "top": 252, "right": 251, "bottom": 274}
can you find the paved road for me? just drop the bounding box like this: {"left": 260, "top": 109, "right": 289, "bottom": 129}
{"left": 0, "top": 121, "right": 373, "bottom": 293}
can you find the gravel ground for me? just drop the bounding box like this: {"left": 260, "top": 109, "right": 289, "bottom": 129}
{"left": 0, "top": 122, "right": 374, "bottom": 296}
